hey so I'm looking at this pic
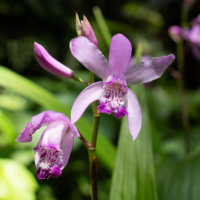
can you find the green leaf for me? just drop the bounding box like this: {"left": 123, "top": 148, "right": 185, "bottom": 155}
{"left": 0, "top": 110, "right": 16, "bottom": 146}
{"left": 0, "top": 159, "right": 38, "bottom": 200}
{"left": 109, "top": 85, "right": 158, "bottom": 200}
{"left": 157, "top": 153, "right": 200, "bottom": 200}
{"left": 0, "top": 66, "right": 116, "bottom": 171}
{"left": 93, "top": 6, "right": 112, "bottom": 48}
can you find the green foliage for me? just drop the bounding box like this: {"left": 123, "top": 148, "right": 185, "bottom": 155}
{"left": 0, "top": 159, "right": 38, "bottom": 200}
{"left": 93, "top": 6, "right": 112, "bottom": 48}
{"left": 157, "top": 153, "right": 200, "bottom": 200}
{"left": 0, "top": 110, "right": 16, "bottom": 146}
{"left": 109, "top": 85, "right": 157, "bottom": 200}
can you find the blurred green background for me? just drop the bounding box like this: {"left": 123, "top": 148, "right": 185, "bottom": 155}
{"left": 1, "top": 0, "right": 200, "bottom": 200}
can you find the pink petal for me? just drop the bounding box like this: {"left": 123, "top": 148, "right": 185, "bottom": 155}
{"left": 191, "top": 14, "right": 200, "bottom": 25}
{"left": 33, "top": 120, "right": 69, "bottom": 151}
{"left": 70, "top": 36, "right": 109, "bottom": 80}
{"left": 16, "top": 111, "right": 80, "bottom": 143}
{"left": 60, "top": 128, "right": 74, "bottom": 170}
{"left": 168, "top": 25, "right": 182, "bottom": 42}
{"left": 34, "top": 42, "right": 74, "bottom": 79}
{"left": 124, "top": 54, "right": 175, "bottom": 85}
{"left": 109, "top": 34, "right": 132, "bottom": 75}
{"left": 34, "top": 152, "right": 40, "bottom": 169}
{"left": 127, "top": 55, "right": 150, "bottom": 69}
{"left": 191, "top": 45, "right": 200, "bottom": 61}
{"left": 81, "top": 15, "right": 98, "bottom": 47}
{"left": 71, "top": 81, "right": 104, "bottom": 124}
{"left": 127, "top": 89, "right": 142, "bottom": 140}
{"left": 188, "top": 25, "right": 200, "bottom": 47}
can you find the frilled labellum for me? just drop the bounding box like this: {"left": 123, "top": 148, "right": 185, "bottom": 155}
{"left": 98, "top": 75, "right": 128, "bottom": 118}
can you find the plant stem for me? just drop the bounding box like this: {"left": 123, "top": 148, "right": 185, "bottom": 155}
{"left": 176, "top": 40, "right": 190, "bottom": 156}
{"left": 88, "top": 71, "right": 100, "bottom": 200}
{"left": 79, "top": 131, "right": 91, "bottom": 148}
{"left": 71, "top": 74, "right": 90, "bottom": 86}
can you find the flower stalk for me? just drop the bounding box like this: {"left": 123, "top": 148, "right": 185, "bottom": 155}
{"left": 175, "top": 6, "right": 190, "bottom": 156}
{"left": 176, "top": 38, "right": 190, "bottom": 156}
{"left": 88, "top": 71, "right": 100, "bottom": 200}
{"left": 71, "top": 74, "right": 90, "bottom": 86}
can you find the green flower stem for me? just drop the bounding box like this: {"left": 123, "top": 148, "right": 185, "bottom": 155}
{"left": 79, "top": 131, "right": 91, "bottom": 148}
{"left": 176, "top": 40, "right": 190, "bottom": 156}
{"left": 71, "top": 74, "right": 90, "bottom": 86}
{"left": 88, "top": 71, "right": 100, "bottom": 200}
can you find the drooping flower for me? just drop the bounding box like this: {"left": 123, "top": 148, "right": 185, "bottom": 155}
{"left": 76, "top": 12, "right": 98, "bottom": 47}
{"left": 16, "top": 111, "right": 80, "bottom": 179}
{"left": 34, "top": 42, "right": 74, "bottom": 79}
{"left": 70, "top": 34, "right": 175, "bottom": 140}
{"left": 168, "top": 14, "right": 200, "bottom": 61}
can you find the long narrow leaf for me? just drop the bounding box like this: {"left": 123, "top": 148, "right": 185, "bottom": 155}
{"left": 109, "top": 84, "right": 158, "bottom": 200}
{"left": 157, "top": 153, "right": 200, "bottom": 200}
{"left": 93, "top": 6, "right": 112, "bottom": 47}
{"left": 0, "top": 66, "right": 116, "bottom": 171}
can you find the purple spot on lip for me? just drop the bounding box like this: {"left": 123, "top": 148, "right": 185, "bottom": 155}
{"left": 49, "top": 165, "right": 62, "bottom": 178}
{"left": 113, "top": 107, "right": 128, "bottom": 118}
{"left": 97, "top": 102, "right": 112, "bottom": 114}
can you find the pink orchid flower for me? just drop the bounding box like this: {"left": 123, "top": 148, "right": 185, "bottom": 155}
{"left": 16, "top": 111, "right": 80, "bottom": 179}
{"left": 168, "top": 14, "right": 200, "bottom": 62}
{"left": 70, "top": 34, "right": 175, "bottom": 140}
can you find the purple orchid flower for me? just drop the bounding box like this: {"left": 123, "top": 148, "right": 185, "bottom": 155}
{"left": 16, "top": 111, "right": 80, "bottom": 180}
{"left": 168, "top": 14, "right": 200, "bottom": 61}
{"left": 70, "top": 34, "right": 175, "bottom": 140}
{"left": 34, "top": 42, "right": 74, "bottom": 79}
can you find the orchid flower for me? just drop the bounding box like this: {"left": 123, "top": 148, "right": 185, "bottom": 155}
{"left": 16, "top": 111, "right": 80, "bottom": 180}
{"left": 70, "top": 34, "right": 175, "bottom": 140}
{"left": 168, "top": 14, "right": 200, "bottom": 61}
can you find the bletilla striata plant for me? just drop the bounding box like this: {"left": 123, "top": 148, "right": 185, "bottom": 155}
{"left": 16, "top": 13, "right": 175, "bottom": 200}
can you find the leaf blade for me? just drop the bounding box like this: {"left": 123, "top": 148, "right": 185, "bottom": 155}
{"left": 109, "top": 84, "right": 158, "bottom": 200}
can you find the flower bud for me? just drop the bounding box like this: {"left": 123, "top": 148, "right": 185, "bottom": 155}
{"left": 76, "top": 12, "right": 82, "bottom": 36}
{"left": 75, "top": 13, "right": 98, "bottom": 47}
{"left": 168, "top": 25, "right": 182, "bottom": 42}
{"left": 34, "top": 42, "right": 74, "bottom": 79}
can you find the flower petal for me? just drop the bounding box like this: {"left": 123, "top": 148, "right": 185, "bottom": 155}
{"left": 60, "top": 128, "right": 74, "bottom": 170}
{"left": 188, "top": 25, "right": 200, "bottom": 47}
{"left": 109, "top": 34, "right": 132, "bottom": 75}
{"left": 33, "top": 120, "right": 69, "bottom": 151}
{"left": 71, "top": 81, "right": 104, "bottom": 124}
{"left": 191, "top": 14, "right": 200, "bottom": 25}
{"left": 70, "top": 36, "right": 109, "bottom": 80}
{"left": 34, "top": 42, "right": 74, "bottom": 79}
{"left": 81, "top": 15, "right": 98, "bottom": 47}
{"left": 124, "top": 54, "right": 175, "bottom": 85}
{"left": 127, "top": 55, "right": 150, "bottom": 69}
{"left": 191, "top": 45, "right": 200, "bottom": 62}
{"left": 16, "top": 111, "right": 79, "bottom": 143}
{"left": 126, "top": 89, "right": 142, "bottom": 140}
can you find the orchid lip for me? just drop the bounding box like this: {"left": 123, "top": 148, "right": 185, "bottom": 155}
{"left": 98, "top": 75, "right": 128, "bottom": 118}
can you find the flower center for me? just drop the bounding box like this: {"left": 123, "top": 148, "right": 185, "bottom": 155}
{"left": 36, "top": 147, "right": 63, "bottom": 179}
{"left": 98, "top": 80, "right": 128, "bottom": 118}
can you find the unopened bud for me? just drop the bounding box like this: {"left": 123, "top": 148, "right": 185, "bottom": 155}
{"left": 76, "top": 12, "right": 82, "bottom": 36}
{"left": 34, "top": 42, "right": 74, "bottom": 79}
{"left": 75, "top": 12, "right": 98, "bottom": 47}
{"left": 168, "top": 25, "right": 182, "bottom": 43}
